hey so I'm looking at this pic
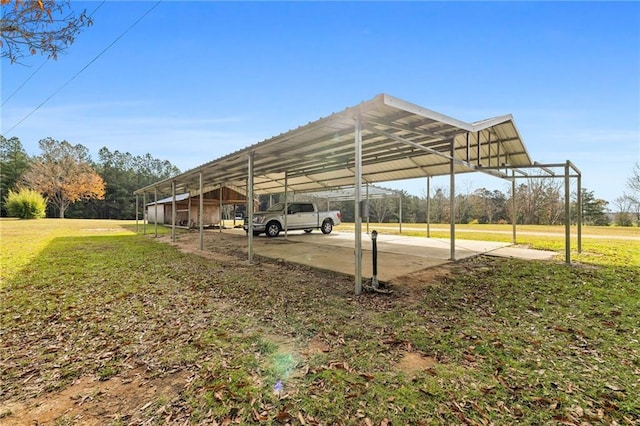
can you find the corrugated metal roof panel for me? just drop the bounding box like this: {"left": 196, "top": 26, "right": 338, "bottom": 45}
{"left": 135, "top": 93, "right": 535, "bottom": 196}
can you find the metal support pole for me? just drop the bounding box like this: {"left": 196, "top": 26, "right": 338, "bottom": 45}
{"left": 426, "top": 176, "right": 431, "bottom": 238}
{"left": 564, "top": 161, "right": 571, "bottom": 264}
{"left": 187, "top": 192, "right": 192, "bottom": 230}
{"left": 450, "top": 141, "right": 456, "bottom": 261}
{"left": 142, "top": 192, "right": 147, "bottom": 234}
{"left": 284, "top": 171, "right": 289, "bottom": 238}
{"left": 466, "top": 132, "right": 470, "bottom": 163}
{"left": 154, "top": 188, "right": 158, "bottom": 238}
{"left": 487, "top": 131, "right": 491, "bottom": 168}
{"left": 512, "top": 170, "right": 516, "bottom": 244}
{"left": 199, "top": 172, "right": 204, "bottom": 250}
{"left": 220, "top": 186, "right": 224, "bottom": 233}
{"left": 366, "top": 183, "right": 370, "bottom": 234}
{"left": 399, "top": 195, "right": 403, "bottom": 234}
{"left": 171, "top": 181, "right": 176, "bottom": 242}
{"left": 354, "top": 117, "right": 363, "bottom": 295}
{"left": 477, "top": 131, "right": 481, "bottom": 166}
{"left": 135, "top": 194, "right": 139, "bottom": 233}
{"left": 577, "top": 171, "right": 582, "bottom": 253}
{"left": 494, "top": 132, "right": 499, "bottom": 167}
{"left": 247, "top": 152, "right": 254, "bottom": 263}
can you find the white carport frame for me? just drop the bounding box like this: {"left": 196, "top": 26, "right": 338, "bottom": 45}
{"left": 134, "top": 94, "right": 582, "bottom": 295}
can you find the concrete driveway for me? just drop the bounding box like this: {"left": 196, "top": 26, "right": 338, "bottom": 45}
{"left": 238, "top": 229, "right": 556, "bottom": 282}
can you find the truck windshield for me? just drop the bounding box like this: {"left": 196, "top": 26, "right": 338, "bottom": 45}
{"left": 266, "top": 203, "right": 284, "bottom": 212}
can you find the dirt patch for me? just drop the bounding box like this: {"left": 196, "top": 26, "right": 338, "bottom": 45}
{"left": 0, "top": 368, "right": 191, "bottom": 425}
{"left": 156, "top": 229, "right": 244, "bottom": 256}
{"left": 392, "top": 265, "right": 451, "bottom": 287}
{"left": 305, "top": 336, "right": 332, "bottom": 355}
{"left": 395, "top": 351, "right": 437, "bottom": 378}
{"left": 389, "top": 264, "right": 452, "bottom": 301}
{"left": 262, "top": 333, "right": 297, "bottom": 355}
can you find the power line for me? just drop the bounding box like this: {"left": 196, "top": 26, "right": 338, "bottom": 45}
{"left": 1, "top": 1, "right": 107, "bottom": 107}
{"left": 4, "top": 0, "right": 162, "bottom": 135}
{"left": 2, "top": 59, "right": 48, "bottom": 107}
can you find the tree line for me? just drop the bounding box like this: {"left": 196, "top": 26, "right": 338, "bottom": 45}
{"left": 300, "top": 184, "right": 613, "bottom": 226}
{"left": 1, "top": 136, "right": 180, "bottom": 219}
{"left": 294, "top": 169, "right": 640, "bottom": 227}
{"left": 3, "top": 135, "right": 639, "bottom": 226}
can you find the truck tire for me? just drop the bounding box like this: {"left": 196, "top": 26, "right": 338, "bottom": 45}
{"left": 321, "top": 219, "right": 333, "bottom": 234}
{"left": 265, "top": 221, "right": 281, "bottom": 237}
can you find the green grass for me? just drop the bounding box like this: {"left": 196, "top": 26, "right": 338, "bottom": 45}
{"left": 1, "top": 219, "right": 638, "bottom": 424}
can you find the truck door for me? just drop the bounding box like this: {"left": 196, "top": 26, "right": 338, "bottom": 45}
{"left": 286, "top": 203, "right": 303, "bottom": 229}
{"left": 300, "top": 203, "right": 317, "bottom": 228}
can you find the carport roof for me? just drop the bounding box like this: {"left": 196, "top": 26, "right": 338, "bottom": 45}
{"left": 305, "top": 185, "right": 402, "bottom": 201}
{"left": 134, "top": 93, "right": 532, "bottom": 196}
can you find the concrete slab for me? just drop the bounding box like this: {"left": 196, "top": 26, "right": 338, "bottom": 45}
{"left": 487, "top": 246, "right": 558, "bottom": 261}
{"left": 242, "top": 230, "right": 544, "bottom": 282}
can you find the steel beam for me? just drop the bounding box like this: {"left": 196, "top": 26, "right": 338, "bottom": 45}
{"left": 199, "top": 172, "right": 204, "bottom": 250}
{"left": 426, "top": 176, "right": 431, "bottom": 238}
{"left": 450, "top": 141, "right": 456, "bottom": 261}
{"left": 154, "top": 187, "right": 158, "bottom": 238}
{"left": 564, "top": 161, "right": 571, "bottom": 264}
{"left": 284, "top": 171, "right": 289, "bottom": 239}
{"left": 135, "top": 194, "right": 139, "bottom": 233}
{"left": 171, "top": 181, "right": 176, "bottom": 242}
{"left": 220, "top": 186, "right": 224, "bottom": 233}
{"left": 247, "top": 152, "right": 254, "bottom": 263}
{"left": 366, "top": 183, "right": 370, "bottom": 234}
{"left": 187, "top": 192, "right": 192, "bottom": 232}
{"left": 354, "top": 117, "right": 363, "bottom": 295}
{"left": 142, "top": 192, "right": 147, "bottom": 234}
{"left": 512, "top": 171, "right": 516, "bottom": 244}
{"left": 399, "top": 195, "right": 403, "bottom": 234}
{"left": 466, "top": 132, "right": 470, "bottom": 163}
{"left": 577, "top": 171, "right": 582, "bottom": 253}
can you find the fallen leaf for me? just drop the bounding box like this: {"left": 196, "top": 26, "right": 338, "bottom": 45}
{"left": 604, "top": 383, "right": 624, "bottom": 392}
{"left": 275, "top": 409, "right": 292, "bottom": 421}
{"left": 360, "top": 373, "right": 375, "bottom": 381}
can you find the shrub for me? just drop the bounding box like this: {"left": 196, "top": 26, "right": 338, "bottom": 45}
{"left": 4, "top": 188, "right": 47, "bottom": 219}
{"left": 614, "top": 212, "right": 633, "bottom": 227}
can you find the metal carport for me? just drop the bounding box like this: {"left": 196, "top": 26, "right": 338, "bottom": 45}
{"left": 134, "top": 93, "right": 581, "bottom": 295}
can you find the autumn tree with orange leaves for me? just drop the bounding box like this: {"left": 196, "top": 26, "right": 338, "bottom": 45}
{"left": 21, "top": 138, "right": 105, "bottom": 218}
{"left": 0, "top": 0, "right": 92, "bottom": 63}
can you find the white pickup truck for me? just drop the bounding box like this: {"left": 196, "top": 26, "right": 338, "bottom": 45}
{"left": 244, "top": 202, "right": 342, "bottom": 237}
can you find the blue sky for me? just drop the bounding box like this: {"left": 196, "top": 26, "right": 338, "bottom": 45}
{"left": 2, "top": 1, "right": 639, "bottom": 205}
